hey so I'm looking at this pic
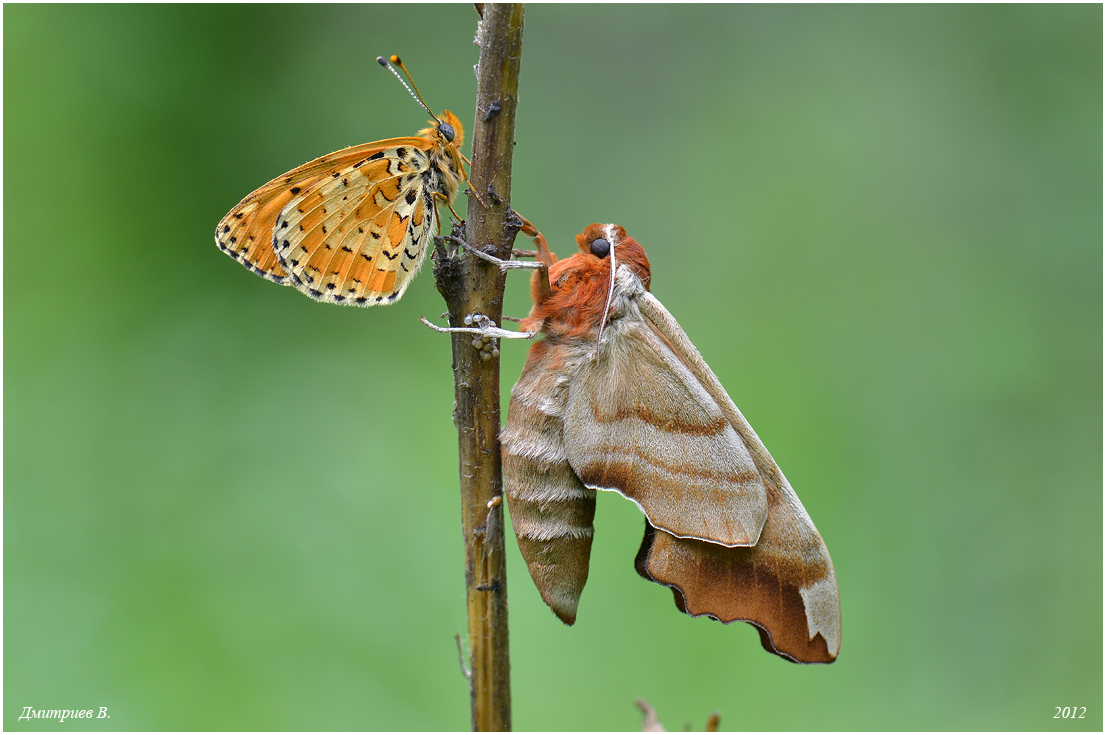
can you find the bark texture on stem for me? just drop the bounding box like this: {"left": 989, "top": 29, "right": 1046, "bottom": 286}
{"left": 432, "top": 4, "right": 525, "bottom": 731}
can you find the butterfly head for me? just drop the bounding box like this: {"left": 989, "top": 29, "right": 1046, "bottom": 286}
{"left": 416, "top": 110, "right": 465, "bottom": 201}
{"left": 429, "top": 110, "right": 464, "bottom": 149}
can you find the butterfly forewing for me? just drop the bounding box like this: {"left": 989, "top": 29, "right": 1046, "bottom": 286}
{"left": 216, "top": 116, "right": 461, "bottom": 306}
{"left": 217, "top": 193, "right": 292, "bottom": 283}
{"left": 218, "top": 139, "right": 416, "bottom": 283}
{"left": 273, "top": 144, "right": 437, "bottom": 305}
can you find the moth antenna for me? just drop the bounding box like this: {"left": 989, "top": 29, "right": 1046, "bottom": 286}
{"left": 377, "top": 55, "right": 436, "bottom": 119}
{"left": 595, "top": 239, "right": 618, "bottom": 364}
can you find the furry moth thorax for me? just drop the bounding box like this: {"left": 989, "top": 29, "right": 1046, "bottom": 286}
{"left": 522, "top": 224, "right": 651, "bottom": 340}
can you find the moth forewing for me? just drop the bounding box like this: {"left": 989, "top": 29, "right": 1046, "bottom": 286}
{"left": 562, "top": 296, "right": 769, "bottom": 548}
{"left": 636, "top": 290, "right": 785, "bottom": 486}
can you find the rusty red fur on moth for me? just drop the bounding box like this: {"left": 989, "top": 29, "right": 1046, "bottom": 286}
{"left": 500, "top": 224, "right": 841, "bottom": 664}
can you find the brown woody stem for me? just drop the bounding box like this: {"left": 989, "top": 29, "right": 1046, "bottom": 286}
{"left": 431, "top": 4, "right": 525, "bottom": 731}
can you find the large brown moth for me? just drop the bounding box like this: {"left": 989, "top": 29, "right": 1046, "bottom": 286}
{"left": 500, "top": 223, "right": 841, "bottom": 664}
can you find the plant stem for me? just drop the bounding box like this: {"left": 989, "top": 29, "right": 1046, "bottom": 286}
{"left": 432, "top": 4, "right": 525, "bottom": 731}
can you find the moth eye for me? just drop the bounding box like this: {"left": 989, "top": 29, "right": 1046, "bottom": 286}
{"left": 590, "top": 238, "right": 611, "bottom": 258}
{"left": 438, "top": 122, "right": 456, "bottom": 143}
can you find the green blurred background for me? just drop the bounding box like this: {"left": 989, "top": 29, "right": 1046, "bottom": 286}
{"left": 5, "top": 4, "right": 1101, "bottom": 731}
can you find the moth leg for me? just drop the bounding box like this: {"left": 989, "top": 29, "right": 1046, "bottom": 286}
{"left": 459, "top": 216, "right": 554, "bottom": 304}
{"left": 442, "top": 213, "right": 553, "bottom": 300}
{"left": 514, "top": 214, "right": 554, "bottom": 303}
{"left": 441, "top": 234, "right": 547, "bottom": 299}
{"left": 441, "top": 233, "right": 541, "bottom": 286}
{"left": 466, "top": 245, "right": 548, "bottom": 272}
{"left": 515, "top": 214, "right": 556, "bottom": 266}
{"left": 419, "top": 313, "right": 539, "bottom": 347}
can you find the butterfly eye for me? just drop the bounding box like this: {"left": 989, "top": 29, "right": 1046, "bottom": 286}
{"left": 590, "top": 238, "right": 611, "bottom": 258}
{"left": 438, "top": 122, "right": 456, "bottom": 143}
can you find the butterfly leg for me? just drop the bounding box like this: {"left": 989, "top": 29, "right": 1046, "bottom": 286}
{"left": 434, "top": 192, "right": 465, "bottom": 228}
{"left": 458, "top": 151, "right": 493, "bottom": 209}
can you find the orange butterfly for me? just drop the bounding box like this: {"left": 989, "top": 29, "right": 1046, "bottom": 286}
{"left": 215, "top": 56, "right": 467, "bottom": 306}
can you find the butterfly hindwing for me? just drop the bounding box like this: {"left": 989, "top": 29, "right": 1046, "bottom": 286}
{"left": 215, "top": 135, "right": 434, "bottom": 294}
{"left": 273, "top": 144, "right": 438, "bottom": 305}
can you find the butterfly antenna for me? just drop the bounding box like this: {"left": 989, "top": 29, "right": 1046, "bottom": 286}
{"left": 595, "top": 241, "right": 618, "bottom": 364}
{"left": 378, "top": 55, "right": 489, "bottom": 208}
{"left": 377, "top": 55, "right": 437, "bottom": 120}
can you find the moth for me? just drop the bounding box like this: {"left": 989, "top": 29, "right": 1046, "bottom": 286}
{"left": 215, "top": 56, "right": 468, "bottom": 306}
{"left": 500, "top": 224, "right": 841, "bottom": 664}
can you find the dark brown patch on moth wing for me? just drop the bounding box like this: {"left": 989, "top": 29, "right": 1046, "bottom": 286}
{"left": 636, "top": 525, "right": 834, "bottom": 664}
{"left": 634, "top": 473, "right": 840, "bottom": 665}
